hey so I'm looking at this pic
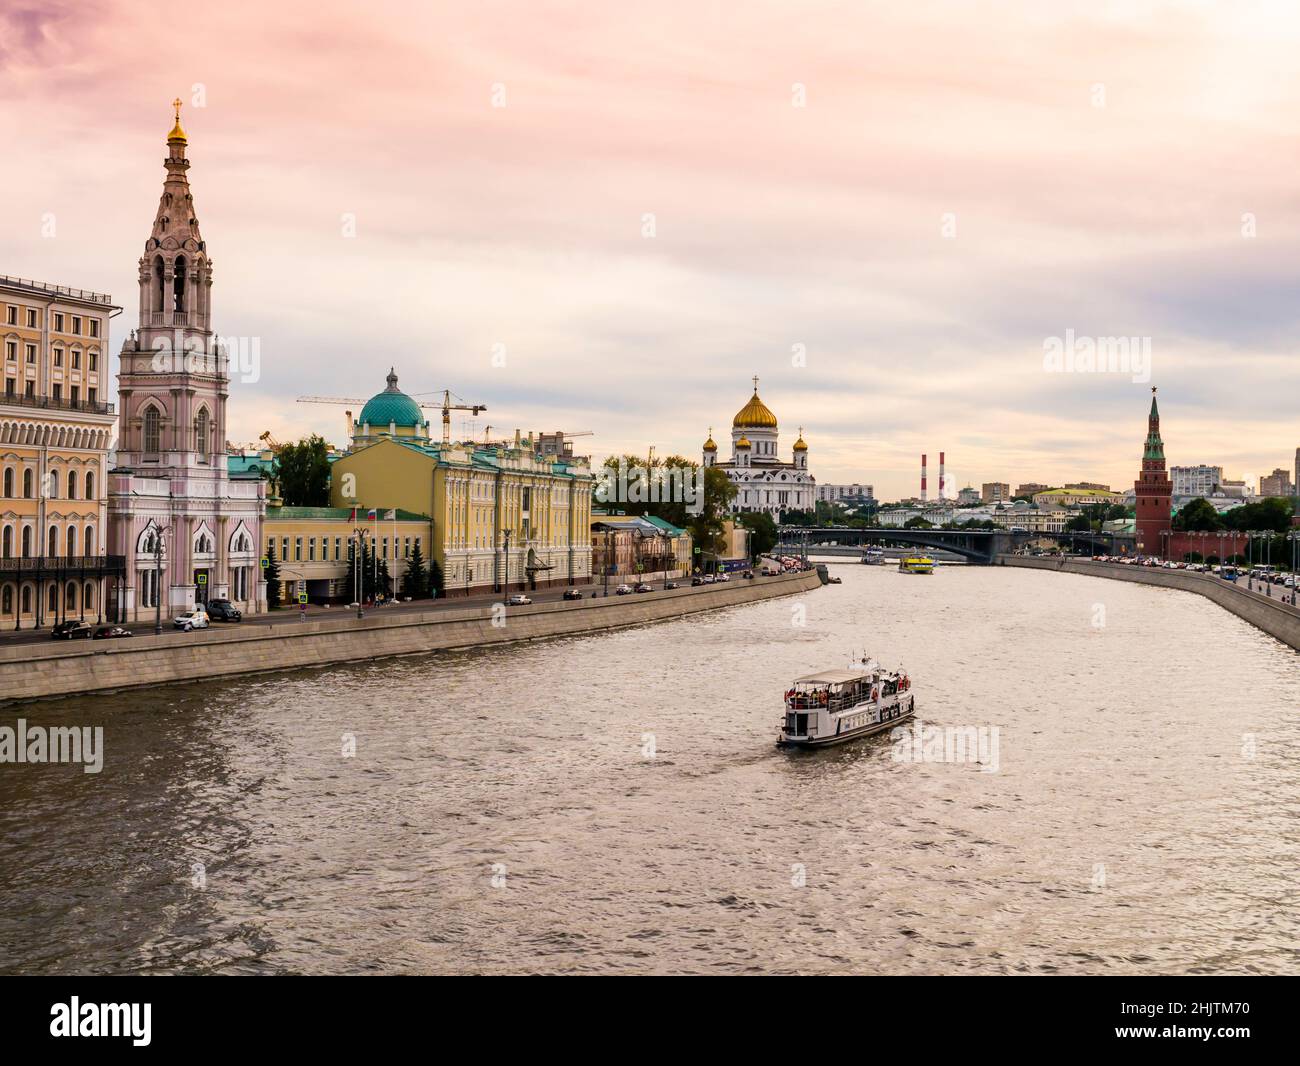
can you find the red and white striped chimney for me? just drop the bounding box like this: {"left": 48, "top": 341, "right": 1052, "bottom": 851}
{"left": 939, "top": 451, "right": 946, "bottom": 500}
{"left": 921, "top": 453, "right": 928, "bottom": 502}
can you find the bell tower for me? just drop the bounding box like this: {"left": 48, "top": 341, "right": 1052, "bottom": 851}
{"left": 116, "top": 99, "right": 226, "bottom": 476}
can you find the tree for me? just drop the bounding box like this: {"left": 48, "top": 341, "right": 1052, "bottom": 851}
{"left": 401, "top": 542, "right": 429, "bottom": 599}
{"left": 1219, "top": 496, "right": 1292, "bottom": 533}
{"left": 904, "top": 515, "right": 933, "bottom": 529}
{"left": 738, "top": 511, "right": 777, "bottom": 561}
{"left": 1173, "top": 497, "right": 1220, "bottom": 532}
{"left": 276, "top": 435, "right": 332, "bottom": 506}
{"left": 686, "top": 465, "right": 737, "bottom": 569}
{"left": 264, "top": 541, "right": 282, "bottom": 609}
{"left": 344, "top": 538, "right": 378, "bottom": 602}
{"left": 427, "top": 553, "right": 445, "bottom": 598}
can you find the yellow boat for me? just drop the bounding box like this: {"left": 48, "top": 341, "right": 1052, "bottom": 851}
{"left": 898, "top": 556, "right": 935, "bottom": 574}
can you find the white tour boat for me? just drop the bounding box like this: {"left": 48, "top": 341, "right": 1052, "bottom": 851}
{"left": 861, "top": 547, "right": 885, "bottom": 565}
{"left": 777, "top": 657, "right": 915, "bottom": 749}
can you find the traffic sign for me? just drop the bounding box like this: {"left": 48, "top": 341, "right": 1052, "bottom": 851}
{"left": 260, "top": 556, "right": 269, "bottom": 569}
{"left": 197, "top": 573, "right": 207, "bottom": 585}
{"left": 298, "top": 592, "right": 308, "bottom": 604}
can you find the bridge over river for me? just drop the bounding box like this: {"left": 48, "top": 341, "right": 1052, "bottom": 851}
{"left": 776, "top": 526, "right": 1135, "bottom": 564}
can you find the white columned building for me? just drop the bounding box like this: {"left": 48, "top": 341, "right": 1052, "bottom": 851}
{"left": 107, "top": 102, "right": 266, "bottom": 620}
{"left": 702, "top": 377, "right": 815, "bottom": 516}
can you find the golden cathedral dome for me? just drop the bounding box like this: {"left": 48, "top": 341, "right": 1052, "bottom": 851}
{"left": 793, "top": 432, "right": 808, "bottom": 451}
{"left": 703, "top": 429, "right": 717, "bottom": 451}
{"left": 736, "top": 435, "right": 752, "bottom": 448}
{"left": 732, "top": 379, "right": 778, "bottom": 429}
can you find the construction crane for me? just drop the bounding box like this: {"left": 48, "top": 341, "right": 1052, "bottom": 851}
{"left": 297, "top": 385, "right": 487, "bottom": 445}
{"left": 258, "top": 430, "right": 283, "bottom": 452}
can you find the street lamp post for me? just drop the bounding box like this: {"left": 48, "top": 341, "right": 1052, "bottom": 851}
{"left": 352, "top": 527, "right": 367, "bottom": 618}
{"left": 1288, "top": 530, "right": 1298, "bottom": 606}
{"left": 152, "top": 525, "right": 166, "bottom": 636}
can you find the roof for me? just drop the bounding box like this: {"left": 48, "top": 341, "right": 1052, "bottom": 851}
{"left": 266, "top": 506, "right": 430, "bottom": 522}
{"left": 227, "top": 455, "right": 273, "bottom": 477}
{"left": 792, "top": 668, "right": 872, "bottom": 685}
{"left": 1034, "top": 487, "right": 1118, "bottom": 498}
{"left": 733, "top": 386, "right": 778, "bottom": 429}
{"left": 357, "top": 368, "right": 425, "bottom": 429}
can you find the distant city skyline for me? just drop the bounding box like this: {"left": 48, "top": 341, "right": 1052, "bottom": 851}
{"left": 4, "top": 1, "right": 1299, "bottom": 498}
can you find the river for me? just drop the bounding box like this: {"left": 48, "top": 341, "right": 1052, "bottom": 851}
{"left": 2, "top": 562, "right": 1296, "bottom": 974}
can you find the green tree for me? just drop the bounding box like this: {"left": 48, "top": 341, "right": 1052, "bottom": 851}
{"left": 686, "top": 465, "right": 737, "bottom": 569}
{"left": 1219, "top": 496, "right": 1292, "bottom": 533}
{"left": 904, "top": 515, "right": 933, "bottom": 529}
{"left": 427, "top": 553, "right": 445, "bottom": 598}
{"left": 264, "top": 541, "right": 282, "bottom": 609}
{"left": 276, "top": 435, "right": 332, "bottom": 507}
{"left": 344, "top": 538, "right": 378, "bottom": 602}
{"left": 402, "top": 542, "right": 429, "bottom": 599}
{"left": 737, "top": 511, "right": 777, "bottom": 561}
{"left": 1173, "top": 497, "right": 1220, "bottom": 532}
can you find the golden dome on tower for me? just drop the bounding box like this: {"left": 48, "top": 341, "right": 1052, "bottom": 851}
{"left": 703, "top": 428, "right": 717, "bottom": 452}
{"left": 732, "top": 377, "right": 778, "bottom": 429}
{"left": 167, "top": 97, "right": 187, "bottom": 143}
{"left": 736, "top": 435, "right": 752, "bottom": 448}
{"left": 792, "top": 430, "right": 808, "bottom": 451}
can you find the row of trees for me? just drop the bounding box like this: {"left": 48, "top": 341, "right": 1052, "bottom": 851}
{"left": 1173, "top": 496, "right": 1294, "bottom": 534}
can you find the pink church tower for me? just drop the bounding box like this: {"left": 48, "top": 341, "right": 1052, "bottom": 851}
{"left": 107, "top": 101, "right": 266, "bottom": 620}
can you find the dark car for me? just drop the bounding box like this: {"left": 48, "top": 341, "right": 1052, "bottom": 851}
{"left": 663, "top": 581, "right": 679, "bottom": 589}
{"left": 51, "top": 620, "right": 93, "bottom": 640}
{"left": 205, "top": 599, "right": 242, "bottom": 622}
{"left": 562, "top": 589, "right": 584, "bottom": 601}
{"left": 691, "top": 576, "right": 705, "bottom": 586}
{"left": 93, "top": 625, "right": 134, "bottom": 640}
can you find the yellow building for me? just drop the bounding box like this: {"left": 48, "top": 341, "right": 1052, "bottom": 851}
{"left": 326, "top": 372, "right": 594, "bottom": 595}
{"left": 1031, "top": 487, "right": 1121, "bottom": 510}
{"left": 262, "top": 505, "right": 432, "bottom": 603}
{"left": 1, "top": 275, "right": 121, "bottom": 629}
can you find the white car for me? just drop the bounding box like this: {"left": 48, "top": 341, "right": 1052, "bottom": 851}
{"left": 715, "top": 573, "right": 730, "bottom": 582}
{"left": 173, "top": 609, "right": 210, "bottom": 631}
{"left": 505, "top": 594, "right": 532, "bottom": 606}
{"left": 614, "top": 584, "right": 634, "bottom": 595}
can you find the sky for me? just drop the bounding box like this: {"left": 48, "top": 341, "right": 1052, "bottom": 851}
{"left": 2, "top": 0, "right": 1298, "bottom": 499}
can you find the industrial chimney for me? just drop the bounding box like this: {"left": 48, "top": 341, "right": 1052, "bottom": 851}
{"left": 921, "top": 453, "right": 928, "bottom": 502}
{"left": 939, "top": 451, "right": 946, "bottom": 501}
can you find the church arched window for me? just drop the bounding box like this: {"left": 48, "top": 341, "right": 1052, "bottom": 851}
{"left": 143, "top": 405, "right": 161, "bottom": 454}
{"left": 173, "top": 256, "right": 186, "bottom": 313}
{"left": 196, "top": 407, "right": 210, "bottom": 461}
{"left": 154, "top": 256, "right": 166, "bottom": 312}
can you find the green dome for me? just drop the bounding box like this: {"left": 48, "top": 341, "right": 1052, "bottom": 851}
{"left": 359, "top": 368, "right": 424, "bottom": 428}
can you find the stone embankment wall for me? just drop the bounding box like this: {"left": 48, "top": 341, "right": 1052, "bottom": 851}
{"left": 0, "top": 570, "right": 823, "bottom": 704}
{"left": 1000, "top": 555, "right": 1300, "bottom": 651}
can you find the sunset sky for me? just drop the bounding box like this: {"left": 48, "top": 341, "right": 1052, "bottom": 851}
{"left": 3, "top": 0, "right": 1298, "bottom": 498}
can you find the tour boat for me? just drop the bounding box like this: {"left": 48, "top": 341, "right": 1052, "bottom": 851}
{"left": 861, "top": 547, "right": 885, "bottom": 565}
{"left": 898, "top": 555, "right": 935, "bottom": 574}
{"left": 778, "top": 657, "right": 915, "bottom": 749}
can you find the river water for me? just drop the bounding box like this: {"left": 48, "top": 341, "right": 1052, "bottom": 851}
{"left": 2, "top": 563, "right": 1297, "bottom": 975}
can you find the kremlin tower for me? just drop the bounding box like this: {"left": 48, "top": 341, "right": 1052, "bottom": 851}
{"left": 1134, "top": 387, "right": 1172, "bottom": 557}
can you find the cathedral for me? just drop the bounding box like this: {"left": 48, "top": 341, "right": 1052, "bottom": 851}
{"left": 703, "top": 378, "right": 815, "bottom": 516}
{"left": 106, "top": 103, "right": 267, "bottom": 619}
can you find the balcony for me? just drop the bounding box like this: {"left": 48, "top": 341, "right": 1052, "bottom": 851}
{"left": 0, "top": 392, "right": 115, "bottom": 416}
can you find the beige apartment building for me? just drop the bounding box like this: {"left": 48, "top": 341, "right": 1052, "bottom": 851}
{"left": 0, "top": 275, "right": 121, "bottom": 629}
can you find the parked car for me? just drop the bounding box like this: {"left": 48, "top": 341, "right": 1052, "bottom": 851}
{"left": 93, "top": 625, "right": 134, "bottom": 640}
{"left": 702, "top": 574, "right": 716, "bottom": 584}
{"left": 173, "top": 609, "right": 210, "bottom": 631}
{"left": 562, "top": 589, "right": 584, "bottom": 601}
{"left": 634, "top": 583, "right": 652, "bottom": 593}
{"left": 51, "top": 619, "right": 93, "bottom": 640}
{"left": 743, "top": 571, "right": 754, "bottom": 579}
{"left": 506, "top": 593, "right": 532, "bottom": 606}
{"left": 691, "top": 577, "right": 705, "bottom": 587}
{"left": 715, "top": 572, "right": 730, "bottom": 582}
{"left": 614, "top": 584, "right": 634, "bottom": 595}
{"left": 663, "top": 581, "right": 679, "bottom": 590}
{"left": 205, "top": 599, "right": 242, "bottom": 622}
